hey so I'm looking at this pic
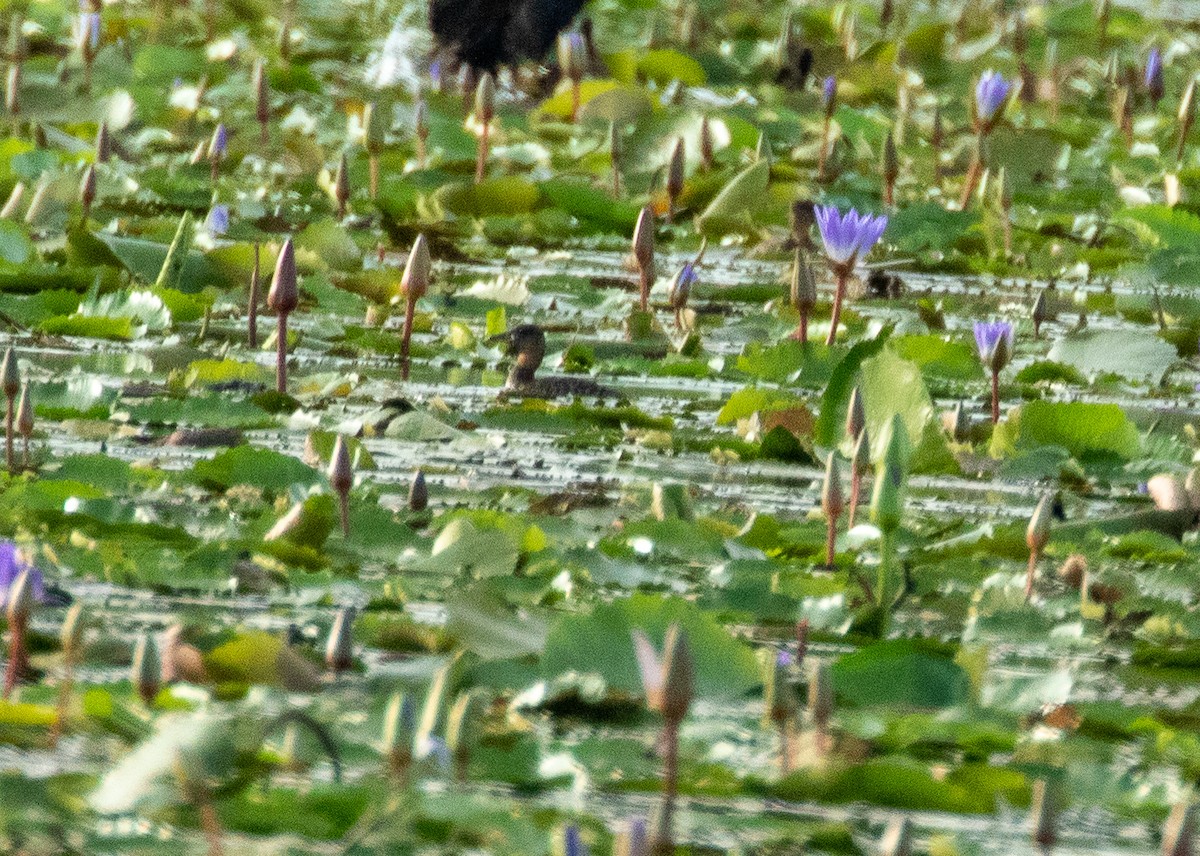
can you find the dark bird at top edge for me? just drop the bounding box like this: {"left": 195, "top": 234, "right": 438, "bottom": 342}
{"left": 428, "top": 0, "right": 589, "bottom": 72}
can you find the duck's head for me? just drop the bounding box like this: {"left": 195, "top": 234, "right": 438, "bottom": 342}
{"left": 488, "top": 323, "right": 546, "bottom": 381}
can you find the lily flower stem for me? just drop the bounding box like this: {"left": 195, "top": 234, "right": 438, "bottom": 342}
{"left": 3, "top": 613, "right": 24, "bottom": 699}
{"left": 337, "top": 493, "right": 350, "bottom": 538}
{"left": 401, "top": 295, "right": 416, "bottom": 381}
{"left": 248, "top": 244, "right": 260, "bottom": 349}
{"left": 416, "top": 136, "right": 427, "bottom": 170}
{"left": 959, "top": 134, "right": 985, "bottom": 209}
{"left": 777, "top": 721, "right": 792, "bottom": 775}
{"left": 825, "top": 511, "right": 839, "bottom": 568}
{"left": 369, "top": 154, "right": 380, "bottom": 200}
{"left": 50, "top": 652, "right": 76, "bottom": 746}
{"left": 4, "top": 392, "right": 12, "bottom": 472}
{"left": 826, "top": 270, "right": 850, "bottom": 346}
{"left": 877, "top": 528, "right": 896, "bottom": 633}
{"left": 195, "top": 789, "right": 226, "bottom": 856}
{"left": 991, "top": 369, "right": 1001, "bottom": 424}
{"left": 1026, "top": 549, "right": 1040, "bottom": 602}
{"left": 818, "top": 116, "right": 830, "bottom": 181}
{"left": 210, "top": 159, "right": 219, "bottom": 185}
{"left": 847, "top": 471, "right": 861, "bottom": 528}
{"left": 795, "top": 311, "right": 808, "bottom": 344}
{"left": 275, "top": 312, "right": 289, "bottom": 394}
{"left": 570, "top": 82, "right": 580, "bottom": 123}
{"left": 655, "top": 718, "right": 681, "bottom": 856}
{"left": 475, "top": 124, "right": 489, "bottom": 185}
{"left": 260, "top": 120, "right": 268, "bottom": 147}
{"left": 640, "top": 269, "right": 653, "bottom": 313}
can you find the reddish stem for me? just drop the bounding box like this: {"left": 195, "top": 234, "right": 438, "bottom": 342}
{"left": 639, "top": 269, "right": 652, "bottom": 313}
{"left": 3, "top": 614, "right": 24, "bottom": 699}
{"left": 825, "top": 514, "right": 839, "bottom": 568}
{"left": 825, "top": 272, "right": 848, "bottom": 346}
{"left": 275, "top": 312, "right": 289, "bottom": 394}
{"left": 248, "top": 244, "right": 260, "bottom": 349}
{"left": 5, "top": 394, "right": 12, "bottom": 472}
{"left": 959, "top": 151, "right": 983, "bottom": 209}
{"left": 401, "top": 296, "right": 416, "bottom": 381}
{"left": 369, "top": 155, "right": 380, "bottom": 200}
{"left": 991, "top": 369, "right": 1000, "bottom": 424}
{"left": 1025, "top": 550, "right": 1039, "bottom": 602}
{"left": 475, "top": 124, "right": 489, "bottom": 184}
{"left": 847, "top": 471, "right": 861, "bottom": 528}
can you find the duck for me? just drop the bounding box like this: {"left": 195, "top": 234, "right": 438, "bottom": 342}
{"left": 428, "top": 0, "right": 588, "bottom": 72}
{"left": 490, "top": 324, "right": 617, "bottom": 399}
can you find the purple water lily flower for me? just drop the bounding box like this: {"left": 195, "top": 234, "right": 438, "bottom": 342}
{"left": 205, "top": 204, "right": 229, "bottom": 237}
{"left": 973, "top": 320, "right": 1015, "bottom": 369}
{"left": 975, "top": 70, "right": 1012, "bottom": 125}
{"left": 821, "top": 76, "right": 836, "bottom": 113}
{"left": 814, "top": 205, "right": 888, "bottom": 267}
{"left": 777, "top": 649, "right": 794, "bottom": 667}
{"left": 1146, "top": 48, "right": 1164, "bottom": 103}
{"left": 0, "top": 542, "right": 44, "bottom": 609}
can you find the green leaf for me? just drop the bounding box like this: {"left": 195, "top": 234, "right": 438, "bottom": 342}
{"left": 192, "top": 446, "right": 320, "bottom": 492}
{"left": 541, "top": 594, "right": 759, "bottom": 700}
{"left": 990, "top": 400, "right": 1141, "bottom": 460}
{"left": 696, "top": 160, "right": 771, "bottom": 235}
{"left": 832, "top": 640, "right": 970, "bottom": 709}
{"left": 637, "top": 49, "right": 707, "bottom": 86}
{"left": 1047, "top": 329, "right": 1177, "bottom": 383}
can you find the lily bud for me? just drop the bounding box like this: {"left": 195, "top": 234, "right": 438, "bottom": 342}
{"left": 1029, "top": 779, "right": 1059, "bottom": 847}
{"left": 60, "top": 603, "right": 84, "bottom": 660}
{"left": 1180, "top": 79, "right": 1196, "bottom": 126}
{"left": 131, "top": 633, "right": 161, "bottom": 705}
{"left": 5, "top": 63, "right": 19, "bottom": 115}
{"left": 16, "top": 384, "right": 31, "bottom": 437}
{"left": 882, "top": 131, "right": 898, "bottom": 185}
{"left": 325, "top": 607, "right": 354, "bottom": 672}
{"left": 445, "top": 688, "right": 489, "bottom": 759}
{"left": 948, "top": 400, "right": 968, "bottom": 442}
{"left": 846, "top": 387, "right": 866, "bottom": 441}
{"left": 879, "top": 817, "right": 912, "bottom": 856}
{"left": 364, "top": 102, "right": 386, "bottom": 154}
{"left": 756, "top": 131, "right": 771, "bottom": 167}
{"left": 557, "top": 31, "right": 585, "bottom": 83}
{"left": 475, "top": 72, "right": 495, "bottom": 125}
{"left": 328, "top": 435, "right": 353, "bottom": 495}
{"left": 96, "top": 121, "right": 111, "bottom": 163}
{"left": 1163, "top": 799, "right": 1196, "bottom": 856}
{"left": 668, "top": 260, "right": 697, "bottom": 313}
{"left": 1, "top": 348, "right": 18, "bottom": 398}
{"left": 0, "top": 182, "right": 23, "bottom": 219}
{"left": 871, "top": 416, "right": 909, "bottom": 533}
{"left": 6, "top": 568, "right": 34, "bottom": 624}
{"left": 851, "top": 427, "right": 871, "bottom": 475}
{"left": 400, "top": 234, "right": 431, "bottom": 301}
{"left": 1027, "top": 492, "right": 1053, "bottom": 555}
{"left": 632, "top": 206, "right": 655, "bottom": 272}
{"left": 409, "top": 469, "right": 429, "bottom": 512}
{"left": 699, "top": 115, "right": 714, "bottom": 169}
{"left": 415, "top": 99, "right": 429, "bottom": 142}
{"left": 659, "top": 624, "right": 694, "bottom": 724}
{"left": 763, "top": 651, "right": 798, "bottom": 726}
{"left": 821, "top": 453, "right": 845, "bottom": 520}
{"left": 253, "top": 59, "right": 269, "bottom": 126}
{"left": 80, "top": 165, "right": 96, "bottom": 210}
{"left": 208, "top": 123, "right": 228, "bottom": 161}
{"left": 334, "top": 152, "right": 350, "bottom": 214}
{"left": 1032, "top": 288, "right": 1049, "bottom": 337}
{"left": 1058, "top": 554, "right": 1086, "bottom": 589}
{"left": 666, "top": 137, "right": 685, "bottom": 203}
{"left": 381, "top": 690, "right": 416, "bottom": 769}
{"left": 790, "top": 247, "right": 816, "bottom": 311}
{"left": 807, "top": 658, "right": 833, "bottom": 729}
{"left": 267, "top": 237, "right": 299, "bottom": 315}
{"left": 613, "top": 819, "right": 648, "bottom": 856}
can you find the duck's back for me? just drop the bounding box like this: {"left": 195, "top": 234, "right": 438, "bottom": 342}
{"left": 429, "top": 0, "right": 587, "bottom": 69}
